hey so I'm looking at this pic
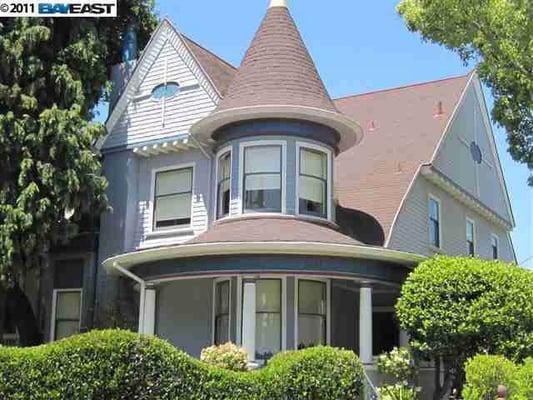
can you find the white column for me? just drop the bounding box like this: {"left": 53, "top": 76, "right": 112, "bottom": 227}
{"left": 241, "top": 280, "right": 256, "bottom": 362}
{"left": 143, "top": 287, "right": 157, "bottom": 335}
{"left": 359, "top": 286, "right": 373, "bottom": 364}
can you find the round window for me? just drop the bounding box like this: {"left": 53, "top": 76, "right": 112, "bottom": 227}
{"left": 151, "top": 82, "right": 180, "bottom": 100}
{"left": 470, "top": 141, "right": 482, "bottom": 164}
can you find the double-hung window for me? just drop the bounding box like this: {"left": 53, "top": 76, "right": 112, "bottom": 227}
{"left": 428, "top": 197, "right": 441, "bottom": 248}
{"left": 217, "top": 152, "right": 231, "bottom": 219}
{"left": 153, "top": 167, "right": 193, "bottom": 230}
{"left": 255, "top": 279, "right": 282, "bottom": 361}
{"left": 52, "top": 289, "right": 82, "bottom": 341}
{"left": 243, "top": 146, "right": 282, "bottom": 213}
{"left": 214, "top": 280, "right": 230, "bottom": 344}
{"left": 297, "top": 280, "right": 327, "bottom": 349}
{"left": 491, "top": 234, "right": 499, "bottom": 260}
{"left": 466, "top": 219, "right": 475, "bottom": 256}
{"left": 299, "top": 148, "right": 328, "bottom": 218}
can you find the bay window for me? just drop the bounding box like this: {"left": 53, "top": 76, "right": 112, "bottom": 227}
{"left": 214, "top": 280, "right": 230, "bottom": 344}
{"left": 153, "top": 167, "right": 193, "bottom": 230}
{"left": 217, "top": 152, "right": 231, "bottom": 219}
{"left": 297, "top": 280, "right": 327, "bottom": 349}
{"left": 255, "top": 279, "right": 282, "bottom": 360}
{"left": 299, "top": 148, "right": 328, "bottom": 218}
{"left": 243, "top": 146, "right": 282, "bottom": 213}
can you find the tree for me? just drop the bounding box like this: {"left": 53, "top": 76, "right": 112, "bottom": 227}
{"left": 396, "top": 256, "right": 533, "bottom": 400}
{"left": 0, "top": 5, "right": 158, "bottom": 345}
{"left": 397, "top": 0, "right": 533, "bottom": 185}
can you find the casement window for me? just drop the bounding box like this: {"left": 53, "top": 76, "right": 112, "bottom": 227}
{"left": 491, "top": 234, "right": 499, "bottom": 260}
{"left": 466, "top": 219, "right": 476, "bottom": 256}
{"left": 52, "top": 289, "right": 82, "bottom": 341}
{"left": 297, "top": 280, "right": 327, "bottom": 349}
{"left": 298, "top": 148, "right": 328, "bottom": 218}
{"left": 243, "top": 146, "right": 282, "bottom": 213}
{"left": 153, "top": 167, "right": 193, "bottom": 230}
{"left": 428, "top": 197, "right": 441, "bottom": 248}
{"left": 217, "top": 151, "right": 232, "bottom": 219}
{"left": 255, "top": 279, "right": 282, "bottom": 360}
{"left": 214, "top": 280, "right": 230, "bottom": 345}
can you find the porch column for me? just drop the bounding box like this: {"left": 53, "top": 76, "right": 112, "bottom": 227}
{"left": 241, "top": 280, "right": 256, "bottom": 362}
{"left": 143, "top": 287, "right": 157, "bottom": 335}
{"left": 359, "top": 285, "right": 373, "bottom": 364}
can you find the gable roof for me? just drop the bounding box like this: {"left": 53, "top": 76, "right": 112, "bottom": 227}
{"left": 334, "top": 73, "right": 473, "bottom": 241}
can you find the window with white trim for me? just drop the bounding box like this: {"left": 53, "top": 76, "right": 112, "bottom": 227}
{"left": 297, "top": 280, "right": 327, "bottom": 349}
{"left": 466, "top": 219, "right": 475, "bottom": 256}
{"left": 298, "top": 148, "right": 328, "bottom": 218}
{"left": 217, "top": 152, "right": 231, "bottom": 219}
{"left": 53, "top": 289, "right": 82, "bottom": 341}
{"left": 255, "top": 279, "right": 282, "bottom": 360}
{"left": 153, "top": 167, "right": 193, "bottom": 230}
{"left": 214, "top": 280, "right": 230, "bottom": 344}
{"left": 243, "top": 146, "right": 282, "bottom": 213}
{"left": 428, "top": 197, "right": 441, "bottom": 248}
{"left": 491, "top": 234, "right": 499, "bottom": 260}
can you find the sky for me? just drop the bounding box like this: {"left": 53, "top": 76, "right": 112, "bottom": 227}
{"left": 99, "top": 0, "right": 532, "bottom": 267}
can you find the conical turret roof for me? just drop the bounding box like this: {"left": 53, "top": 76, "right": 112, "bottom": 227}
{"left": 191, "top": 1, "right": 362, "bottom": 152}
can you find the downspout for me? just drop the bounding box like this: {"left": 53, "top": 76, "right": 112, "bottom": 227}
{"left": 112, "top": 262, "right": 146, "bottom": 334}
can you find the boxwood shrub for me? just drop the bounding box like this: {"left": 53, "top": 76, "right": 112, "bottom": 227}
{"left": 0, "top": 329, "right": 363, "bottom": 400}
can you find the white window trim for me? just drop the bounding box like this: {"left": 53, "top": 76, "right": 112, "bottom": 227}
{"left": 214, "top": 146, "right": 233, "bottom": 220}
{"left": 428, "top": 194, "right": 443, "bottom": 250}
{"left": 212, "top": 278, "right": 232, "bottom": 345}
{"left": 466, "top": 217, "right": 476, "bottom": 256}
{"left": 491, "top": 233, "right": 500, "bottom": 259}
{"left": 148, "top": 162, "right": 196, "bottom": 236}
{"left": 238, "top": 140, "right": 287, "bottom": 216}
{"left": 236, "top": 275, "right": 287, "bottom": 354}
{"left": 50, "top": 288, "right": 83, "bottom": 341}
{"left": 294, "top": 277, "right": 331, "bottom": 348}
{"left": 295, "top": 142, "right": 333, "bottom": 222}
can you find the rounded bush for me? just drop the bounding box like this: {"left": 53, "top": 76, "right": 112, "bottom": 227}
{"left": 0, "top": 330, "right": 364, "bottom": 400}
{"left": 200, "top": 342, "right": 248, "bottom": 371}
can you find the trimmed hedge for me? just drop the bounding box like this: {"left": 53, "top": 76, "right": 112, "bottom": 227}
{"left": 463, "top": 355, "right": 533, "bottom": 400}
{"left": 0, "top": 330, "right": 364, "bottom": 399}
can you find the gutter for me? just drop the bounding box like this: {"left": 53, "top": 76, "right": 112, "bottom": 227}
{"left": 111, "top": 262, "right": 147, "bottom": 334}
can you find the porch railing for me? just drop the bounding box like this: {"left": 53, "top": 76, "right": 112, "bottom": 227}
{"left": 362, "top": 369, "right": 380, "bottom": 400}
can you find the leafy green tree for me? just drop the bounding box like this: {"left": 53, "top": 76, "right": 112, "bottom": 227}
{"left": 396, "top": 256, "right": 533, "bottom": 400}
{"left": 0, "top": 5, "right": 158, "bottom": 345}
{"left": 397, "top": 0, "right": 533, "bottom": 185}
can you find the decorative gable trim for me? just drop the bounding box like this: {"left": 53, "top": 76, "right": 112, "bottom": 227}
{"left": 132, "top": 135, "right": 198, "bottom": 158}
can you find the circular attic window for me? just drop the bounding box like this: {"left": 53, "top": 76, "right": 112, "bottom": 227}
{"left": 152, "top": 82, "right": 180, "bottom": 100}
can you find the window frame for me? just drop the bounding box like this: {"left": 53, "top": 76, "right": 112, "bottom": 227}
{"left": 212, "top": 278, "right": 232, "bottom": 345}
{"left": 215, "top": 147, "right": 232, "bottom": 220}
{"left": 151, "top": 81, "right": 181, "bottom": 101}
{"left": 149, "top": 163, "right": 195, "bottom": 234}
{"left": 239, "top": 141, "right": 287, "bottom": 215}
{"left": 466, "top": 217, "right": 476, "bottom": 256}
{"left": 428, "top": 194, "right": 442, "bottom": 249}
{"left": 491, "top": 233, "right": 499, "bottom": 260}
{"left": 296, "top": 142, "right": 332, "bottom": 221}
{"left": 50, "top": 288, "right": 83, "bottom": 341}
{"left": 295, "top": 278, "right": 330, "bottom": 349}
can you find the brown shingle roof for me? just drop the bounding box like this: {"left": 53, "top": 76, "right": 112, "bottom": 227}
{"left": 334, "top": 73, "right": 472, "bottom": 241}
{"left": 215, "top": 6, "right": 336, "bottom": 113}
{"left": 187, "top": 217, "right": 361, "bottom": 246}
{"left": 182, "top": 35, "right": 236, "bottom": 96}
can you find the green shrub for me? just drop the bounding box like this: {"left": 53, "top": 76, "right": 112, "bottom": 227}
{"left": 0, "top": 330, "right": 363, "bottom": 400}
{"left": 200, "top": 342, "right": 248, "bottom": 371}
{"left": 463, "top": 355, "right": 532, "bottom": 400}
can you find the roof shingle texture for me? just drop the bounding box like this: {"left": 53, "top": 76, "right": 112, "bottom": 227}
{"left": 334, "top": 74, "right": 471, "bottom": 239}
{"left": 215, "top": 6, "right": 337, "bottom": 113}
{"left": 187, "top": 217, "right": 361, "bottom": 246}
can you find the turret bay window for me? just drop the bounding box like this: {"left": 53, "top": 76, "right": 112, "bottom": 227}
{"left": 153, "top": 167, "right": 193, "bottom": 230}
{"left": 428, "top": 196, "right": 441, "bottom": 248}
{"left": 214, "top": 280, "right": 230, "bottom": 344}
{"left": 298, "top": 148, "right": 328, "bottom": 218}
{"left": 255, "top": 279, "right": 282, "bottom": 360}
{"left": 217, "top": 152, "right": 231, "bottom": 219}
{"left": 243, "top": 146, "right": 282, "bottom": 213}
{"left": 297, "top": 280, "right": 327, "bottom": 349}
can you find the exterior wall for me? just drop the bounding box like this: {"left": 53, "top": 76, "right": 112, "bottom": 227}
{"left": 389, "top": 176, "right": 514, "bottom": 261}
{"left": 433, "top": 84, "right": 512, "bottom": 223}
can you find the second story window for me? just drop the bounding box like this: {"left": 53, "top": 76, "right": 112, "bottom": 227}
{"left": 154, "top": 167, "right": 193, "bottom": 230}
{"left": 217, "top": 152, "right": 231, "bottom": 219}
{"left": 491, "top": 234, "right": 499, "bottom": 260}
{"left": 298, "top": 148, "right": 328, "bottom": 218}
{"left": 243, "top": 146, "right": 282, "bottom": 213}
{"left": 466, "top": 219, "right": 475, "bottom": 256}
{"left": 428, "top": 196, "right": 441, "bottom": 248}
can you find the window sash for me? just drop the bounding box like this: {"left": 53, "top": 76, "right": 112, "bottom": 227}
{"left": 243, "top": 146, "right": 282, "bottom": 213}
{"left": 466, "top": 221, "right": 475, "bottom": 255}
{"left": 255, "top": 279, "right": 281, "bottom": 360}
{"left": 54, "top": 290, "right": 82, "bottom": 341}
{"left": 491, "top": 236, "right": 499, "bottom": 259}
{"left": 153, "top": 167, "right": 193, "bottom": 230}
{"left": 214, "top": 281, "right": 230, "bottom": 345}
{"left": 217, "top": 152, "right": 231, "bottom": 218}
{"left": 299, "top": 148, "right": 328, "bottom": 218}
{"left": 429, "top": 199, "right": 440, "bottom": 247}
{"left": 297, "top": 280, "right": 327, "bottom": 349}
